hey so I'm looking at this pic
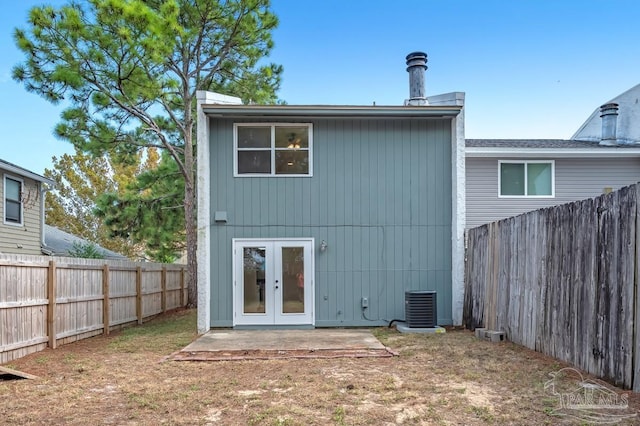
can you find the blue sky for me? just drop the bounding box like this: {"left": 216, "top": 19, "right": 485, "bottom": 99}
{"left": 2, "top": 0, "right": 640, "bottom": 175}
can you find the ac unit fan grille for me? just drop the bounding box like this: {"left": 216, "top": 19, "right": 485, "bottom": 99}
{"left": 405, "top": 291, "right": 437, "bottom": 328}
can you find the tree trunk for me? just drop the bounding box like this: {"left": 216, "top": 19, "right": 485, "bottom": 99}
{"left": 184, "top": 102, "right": 198, "bottom": 308}
{"left": 184, "top": 174, "right": 197, "bottom": 308}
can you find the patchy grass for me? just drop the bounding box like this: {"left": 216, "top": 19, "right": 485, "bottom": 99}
{"left": 1, "top": 309, "right": 639, "bottom": 425}
{"left": 107, "top": 310, "right": 197, "bottom": 353}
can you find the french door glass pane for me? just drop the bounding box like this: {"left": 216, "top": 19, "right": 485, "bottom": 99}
{"left": 280, "top": 247, "right": 304, "bottom": 314}
{"left": 500, "top": 163, "right": 525, "bottom": 195}
{"left": 527, "top": 163, "right": 552, "bottom": 195}
{"left": 243, "top": 247, "right": 266, "bottom": 314}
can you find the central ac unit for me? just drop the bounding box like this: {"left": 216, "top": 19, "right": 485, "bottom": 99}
{"left": 405, "top": 290, "right": 437, "bottom": 328}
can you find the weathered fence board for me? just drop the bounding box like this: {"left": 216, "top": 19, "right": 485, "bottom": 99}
{"left": 464, "top": 183, "right": 639, "bottom": 390}
{"left": 0, "top": 254, "right": 186, "bottom": 364}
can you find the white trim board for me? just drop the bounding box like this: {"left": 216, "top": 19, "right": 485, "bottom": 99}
{"left": 466, "top": 147, "right": 640, "bottom": 158}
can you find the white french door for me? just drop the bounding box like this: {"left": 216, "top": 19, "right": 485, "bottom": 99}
{"left": 233, "top": 238, "right": 314, "bottom": 326}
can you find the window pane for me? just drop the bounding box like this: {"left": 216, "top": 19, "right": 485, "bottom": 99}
{"left": 238, "top": 150, "right": 271, "bottom": 174}
{"left": 237, "top": 127, "right": 271, "bottom": 148}
{"left": 6, "top": 178, "right": 20, "bottom": 201}
{"left": 500, "top": 163, "right": 525, "bottom": 195}
{"left": 275, "top": 127, "right": 309, "bottom": 149}
{"left": 281, "top": 246, "right": 304, "bottom": 314}
{"left": 275, "top": 150, "right": 309, "bottom": 174}
{"left": 243, "top": 247, "right": 266, "bottom": 314}
{"left": 527, "top": 163, "right": 552, "bottom": 195}
{"left": 6, "top": 200, "right": 20, "bottom": 223}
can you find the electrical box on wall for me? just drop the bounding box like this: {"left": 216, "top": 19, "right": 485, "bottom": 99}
{"left": 361, "top": 297, "right": 368, "bottom": 308}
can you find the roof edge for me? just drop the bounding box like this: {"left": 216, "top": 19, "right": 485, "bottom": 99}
{"left": 201, "top": 104, "right": 462, "bottom": 118}
{"left": 0, "top": 159, "right": 55, "bottom": 186}
{"left": 466, "top": 146, "right": 640, "bottom": 158}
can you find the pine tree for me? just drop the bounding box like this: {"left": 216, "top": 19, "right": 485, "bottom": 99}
{"left": 14, "top": 0, "right": 282, "bottom": 306}
{"left": 44, "top": 147, "right": 158, "bottom": 259}
{"left": 95, "top": 151, "right": 185, "bottom": 262}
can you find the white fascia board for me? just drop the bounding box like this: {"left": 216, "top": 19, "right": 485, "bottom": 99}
{"left": 202, "top": 104, "right": 462, "bottom": 118}
{"left": 196, "top": 90, "right": 242, "bottom": 105}
{"left": 0, "top": 161, "right": 55, "bottom": 186}
{"left": 466, "top": 147, "right": 640, "bottom": 158}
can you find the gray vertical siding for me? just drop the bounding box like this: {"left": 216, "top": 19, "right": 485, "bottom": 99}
{"left": 209, "top": 118, "right": 453, "bottom": 326}
{"left": 466, "top": 156, "right": 640, "bottom": 229}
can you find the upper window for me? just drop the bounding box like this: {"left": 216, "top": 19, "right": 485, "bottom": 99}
{"left": 499, "top": 161, "right": 554, "bottom": 197}
{"left": 234, "top": 123, "right": 312, "bottom": 176}
{"left": 4, "top": 175, "right": 23, "bottom": 225}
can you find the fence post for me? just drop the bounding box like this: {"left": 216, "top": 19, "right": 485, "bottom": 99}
{"left": 485, "top": 222, "right": 499, "bottom": 331}
{"left": 634, "top": 184, "right": 640, "bottom": 392}
{"left": 103, "top": 264, "right": 110, "bottom": 336}
{"left": 47, "top": 260, "right": 57, "bottom": 349}
{"left": 161, "top": 266, "right": 167, "bottom": 313}
{"left": 136, "top": 266, "right": 143, "bottom": 324}
{"left": 180, "top": 267, "right": 185, "bottom": 307}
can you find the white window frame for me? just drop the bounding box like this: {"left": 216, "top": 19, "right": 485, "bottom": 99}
{"left": 4, "top": 174, "right": 24, "bottom": 226}
{"left": 234, "top": 123, "right": 313, "bottom": 177}
{"left": 498, "top": 160, "right": 555, "bottom": 198}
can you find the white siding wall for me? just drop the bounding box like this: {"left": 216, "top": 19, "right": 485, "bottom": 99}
{"left": 0, "top": 171, "right": 42, "bottom": 255}
{"left": 466, "top": 156, "right": 640, "bottom": 229}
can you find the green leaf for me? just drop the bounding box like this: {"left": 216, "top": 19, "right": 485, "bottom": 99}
{"left": 15, "top": 0, "right": 283, "bottom": 305}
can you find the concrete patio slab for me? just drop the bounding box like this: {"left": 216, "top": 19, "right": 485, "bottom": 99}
{"left": 171, "top": 329, "right": 395, "bottom": 361}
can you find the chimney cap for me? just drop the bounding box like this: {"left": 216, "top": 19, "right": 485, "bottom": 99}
{"left": 406, "top": 51, "right": 427, "bottom": 61}
{"left": 600, "top": 103, "right": 619, "bottom": 117}
{"left": 406, "top": 51, "right": 428, "bottom": 71}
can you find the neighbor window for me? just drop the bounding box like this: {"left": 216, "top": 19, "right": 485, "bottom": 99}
{"left": 4, "top": 175, "right": 23, "bottom": 225}
{"left": 235, "top": 123, "right": 312, "bottom": 176}
{"left": 499, "top": 161, "right": 554, "bottom": 197}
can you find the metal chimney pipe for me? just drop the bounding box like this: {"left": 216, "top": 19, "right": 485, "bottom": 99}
{"left": 599, "top": 103, "right": 619, "bottom": 146}
{"left": 405, "top": 51, "right": 428, "bottom": 106}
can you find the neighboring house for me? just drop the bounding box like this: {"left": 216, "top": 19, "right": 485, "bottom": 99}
{"left": 196, "top": 52, "right": 466, "bottom": 332}
{"left": 466, "top": 85, "right": 640, "bottom": 229}
{"left": 573, "top": 83, "right": 640, "bottom": 144}
{"left": 0, "top": 159, "right": 55, "bottom": 255}
{"left": 0, "top": 158, "right": 127, "bottom": 260}
{"left": 42, "top": 224, "right": 128, "bottom": 260}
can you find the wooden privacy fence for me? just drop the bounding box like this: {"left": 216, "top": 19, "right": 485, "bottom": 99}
{"left": 464, "top": 183, "right": 639, "bottom": 390}
{"left": 0, "top": 254, "right": 187, "bottom": 364}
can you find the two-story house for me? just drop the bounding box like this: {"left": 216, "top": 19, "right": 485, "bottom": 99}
{"left": 195, "top": 53, "right": 466, "bottom": 332}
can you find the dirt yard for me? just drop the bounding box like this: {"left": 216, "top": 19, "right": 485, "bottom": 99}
{"left": 1, "top": 309, "right": 639, "bottom": 425}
